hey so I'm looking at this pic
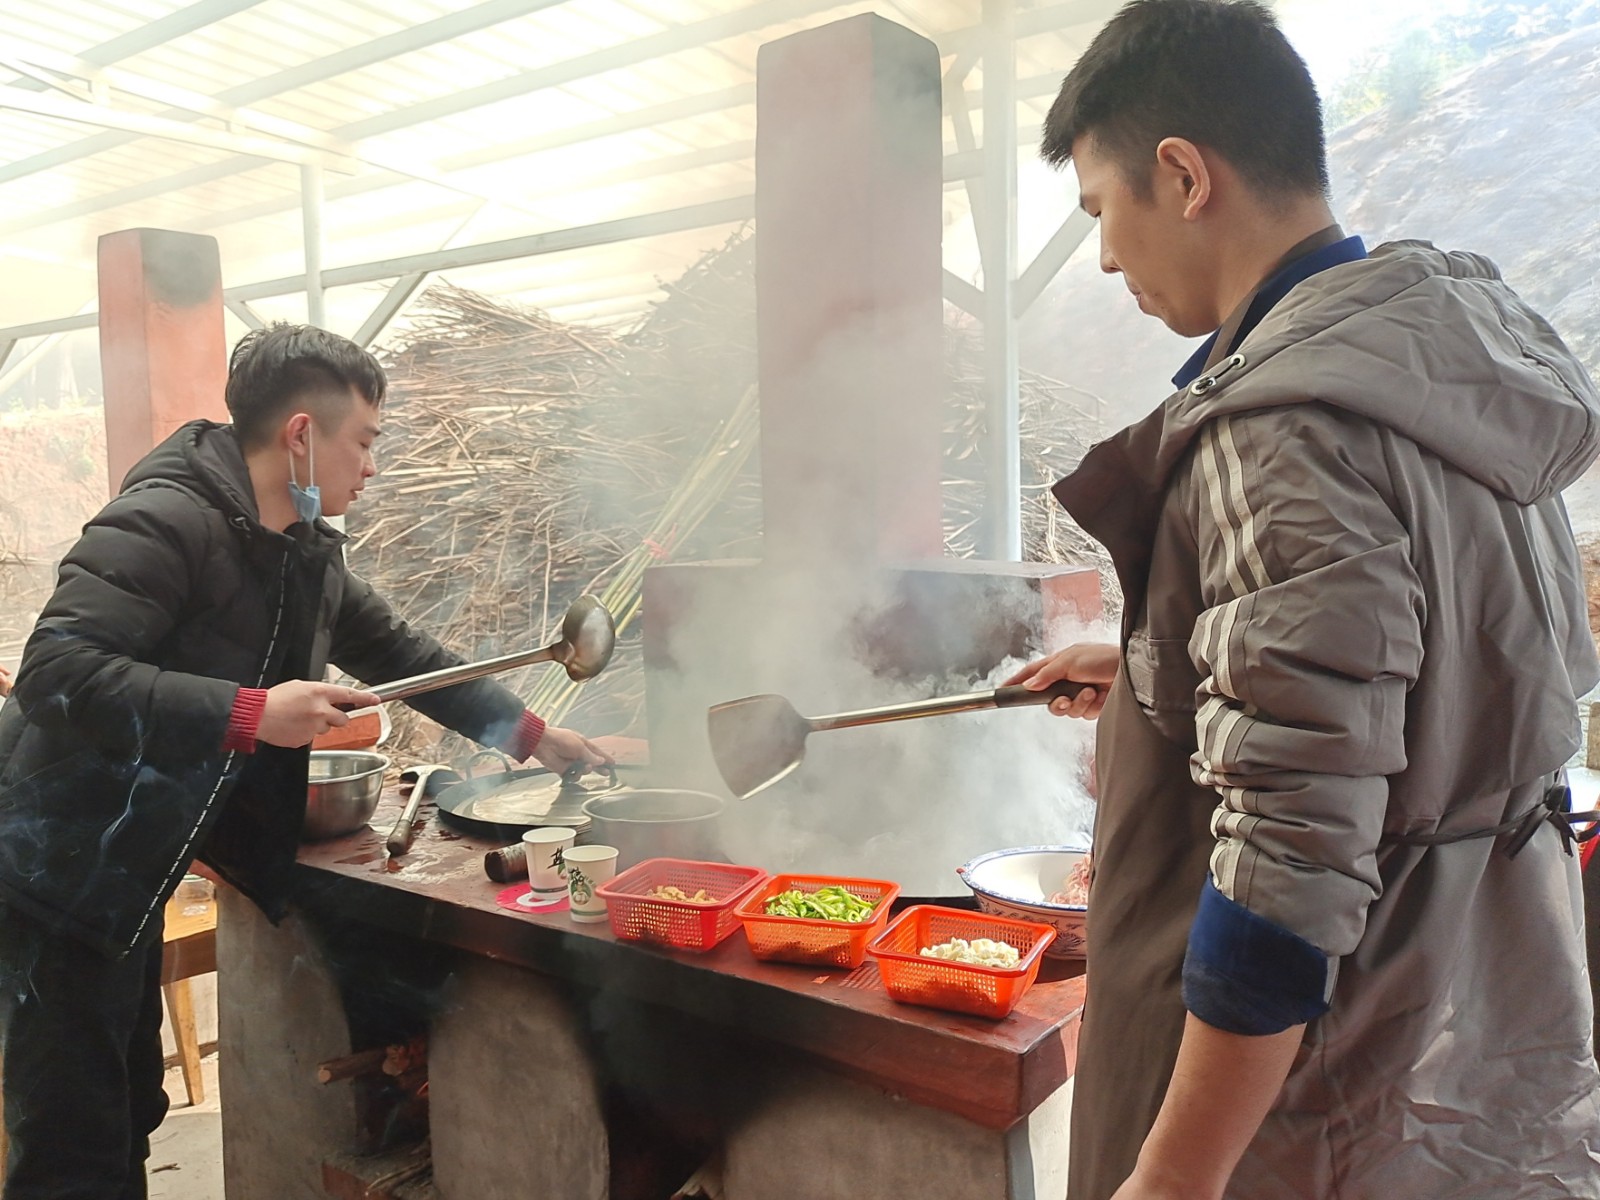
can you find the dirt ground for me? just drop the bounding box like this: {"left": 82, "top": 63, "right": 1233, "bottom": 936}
{"left": 151, "top": 1053, "right": 222, "bottom": 1200}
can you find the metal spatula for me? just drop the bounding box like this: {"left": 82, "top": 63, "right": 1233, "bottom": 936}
{"left": 706, "top": 680, "right": 1092, "bottom": 800}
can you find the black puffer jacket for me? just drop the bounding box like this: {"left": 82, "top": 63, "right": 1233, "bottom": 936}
{"left": 0, "top": 421, "right": 526, "bottom": 958}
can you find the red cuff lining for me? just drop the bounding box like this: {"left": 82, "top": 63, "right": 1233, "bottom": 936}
{"left": 223, "top": 687, "right": 268, "bottom": 754}
{"left": 502, "top": 710, "right": 547, "bottom": 762}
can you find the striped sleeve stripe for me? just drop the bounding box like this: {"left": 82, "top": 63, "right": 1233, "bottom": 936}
{"left": 1214, "top": 418, "right": 1272, "bottom": 593}
{"left": 1208, "top": 705, "right": 1249, "bottom": 768}
{"left": 1195, "top": 693, "right": 1231, "bottom": 772}
{"left": 1199, "top": 423, "right": 1251, "bottom": 599}
{"left": 1206, "top": 595, "right": 1247, "bottom": 698}
{"left": 1193, "top": 416, "right": 1278, "bottom": 909}
{"left": 1194, "top": 698, "right": 1250, "bottom": 782}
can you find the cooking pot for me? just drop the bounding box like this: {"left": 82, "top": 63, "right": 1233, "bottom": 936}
{"left": 580, "top": 789, "right": 725, "bottom": 872}
{"left": 303, "top": 750, "right": 391, "bottom": 840}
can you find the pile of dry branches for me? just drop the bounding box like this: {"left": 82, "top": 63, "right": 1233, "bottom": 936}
{"left": 349, "top": 229, "right": 1111, "bottom": 758}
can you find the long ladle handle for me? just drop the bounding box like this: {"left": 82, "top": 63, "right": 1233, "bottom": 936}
{"left": 809, "top": 679, "right": 1093, "bottom": 732}
{"left": 366, "top": 644, "right": 561, "bottom": 705}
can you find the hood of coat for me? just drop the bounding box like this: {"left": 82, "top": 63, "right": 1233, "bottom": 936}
{"left": 1057, "top": 240, "right": 1600, "bottom": 547}
{"left": 121, "top": 420, "right": 346, "bottom": 548}
{"left": 1182, "top": 239, "right": 1600, "bottom": 504}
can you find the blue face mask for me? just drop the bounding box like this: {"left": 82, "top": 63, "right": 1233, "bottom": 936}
{"left": 288, "top": 427, "right": 321, "bottom": 525}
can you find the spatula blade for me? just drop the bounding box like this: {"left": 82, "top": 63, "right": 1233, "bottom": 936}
{"left": 706, "top": 693, "right": 811, "bottom": 800}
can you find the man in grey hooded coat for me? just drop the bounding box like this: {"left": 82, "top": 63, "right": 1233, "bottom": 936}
{"left": 1009, "top": 2, "right": 1600, "bottom": 1197}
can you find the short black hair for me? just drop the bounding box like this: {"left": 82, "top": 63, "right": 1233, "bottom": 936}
{"left": 1041, "top": 0, "right": 1328, "bottom": 201}
{"left": 225, "top": 323, "right": 386, "bottom": 449}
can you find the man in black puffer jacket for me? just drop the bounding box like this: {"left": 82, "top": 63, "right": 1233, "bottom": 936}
{"left": 0, "top": 324, "right": 608, "bottom": 1200}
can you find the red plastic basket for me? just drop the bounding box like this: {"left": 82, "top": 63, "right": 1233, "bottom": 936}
{"left": 595, "top": 858, "right": 767, "bottom": 953}
{"left": 734, "top": 874, "right": 901, "bottom": 968}
{"left": 868, "top": 905, "right": 1056, "bottom": 1019}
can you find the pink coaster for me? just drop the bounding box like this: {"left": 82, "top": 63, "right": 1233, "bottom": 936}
{"left": 495, "top": 884, "right": 571, "bottom": 915}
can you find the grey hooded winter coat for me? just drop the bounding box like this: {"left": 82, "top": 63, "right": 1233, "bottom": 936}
{"left": 1057, "top": 240, "right": 1600, "bottom": 1198}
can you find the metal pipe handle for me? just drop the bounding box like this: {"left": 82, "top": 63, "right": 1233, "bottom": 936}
{"left": 810, "top": 679, "right": 1091, "bottom": 732}
{"left": 369, "top": 646, "right": 558, "bottom": 705}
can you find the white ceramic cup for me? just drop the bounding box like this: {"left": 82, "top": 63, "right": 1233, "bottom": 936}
{"left": 563, "top": 844, "right": 620, "bottom": 924}
{"left": 521, "top": 827, "right": 577, "bottom": 896}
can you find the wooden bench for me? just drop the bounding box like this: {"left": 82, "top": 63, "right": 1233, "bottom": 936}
{"left": 161, "top": 890, "right": 218, "bottom": 1106}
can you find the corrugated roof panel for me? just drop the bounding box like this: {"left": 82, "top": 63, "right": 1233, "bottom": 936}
{"left": 636, "top": 0, "right": 720, "bottom": 25}
{"left": 561, "top": 0, "right": 666, "bottom": 41}
{"left": 119, "top": 24, "right": 331, "bottom": 98}
{"left": 117, "top": 0, "right": 472, "bottom": 97}
{"left": 0, "top": 110, "right": 100, "bottom": 161}
{"left": 394, "top": 85, "right": 626, "bottom": 154}
{"left": 6, "top": 0, "right": 174, "bottom": 56}
{"left": 515, "top": 0, "right": 664, "bottom": 52}
{"left": 0, "top": 176, "right": 80, "bottom": 226}
{"left": 255, "top": 3, "right": 647, "bottom": 134}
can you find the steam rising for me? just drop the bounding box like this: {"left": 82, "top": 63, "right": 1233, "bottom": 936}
{"left": 649, "top": 563, "right": 1104, "bottom": 896}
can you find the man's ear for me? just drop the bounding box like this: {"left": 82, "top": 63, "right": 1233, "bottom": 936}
{"left": 1155, "top": 137, "right": 1212, "bottom": 221}
{"left": 284, "top": 411, "right": 314, "bottom": 455}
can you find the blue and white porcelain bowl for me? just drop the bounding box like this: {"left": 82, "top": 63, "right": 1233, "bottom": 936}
{"left": 957, "top": 845, "right": 1090, "bottom": 960}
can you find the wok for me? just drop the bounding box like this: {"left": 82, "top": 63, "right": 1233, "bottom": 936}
{"left": 433, "top": 761, "right": 643, "bottom": 842}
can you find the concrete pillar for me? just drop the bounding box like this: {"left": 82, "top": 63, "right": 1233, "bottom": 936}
{"left": 755, "top": 14, "right": 946, "bottom": 565}
{"left": 429, "top": 958, "right": 609, "bottom": 1199}
{"left": 216, "top": 887, "right": 358, "bottom": 1199}
{"left": 96, "top": 228, "right": 228, "bottom": 495}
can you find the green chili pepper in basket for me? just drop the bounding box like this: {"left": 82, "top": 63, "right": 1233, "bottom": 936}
{"left": 763, "top": 885, "right": 877, "bottom": 922}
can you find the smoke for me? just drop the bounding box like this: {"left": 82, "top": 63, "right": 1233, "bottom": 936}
{"left": 604, "top": 14, "right": 1113, "bottom": 898}
{"left": 646, "top": 558, "right": 1106, "bottom": 896}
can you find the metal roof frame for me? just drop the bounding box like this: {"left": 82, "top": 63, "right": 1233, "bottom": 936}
{"left": 0, "top": 0, "right": 1099, "bottom": 235}
{"left": 0, "top": 37, "right": 631, "bottom": 225}
{"left": 181, "top": 65, "right": 1065, "bottom": 238}
{"left": 0, "top": 0, "right": 575, "bottom": 187}
{"left": 0, "top": 194, "right": 754, "bottom": 341}
{"left": 7, "top": 0, "right": 270, "bottom": 86}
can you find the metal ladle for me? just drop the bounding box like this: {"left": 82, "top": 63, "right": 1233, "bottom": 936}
{"left": 360, "top": 595, "right": 617, "bottom": 705}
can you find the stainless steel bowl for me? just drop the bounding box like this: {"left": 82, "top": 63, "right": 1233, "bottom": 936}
{"left": 303, "top": 750, "right": 391, "bottom": 841}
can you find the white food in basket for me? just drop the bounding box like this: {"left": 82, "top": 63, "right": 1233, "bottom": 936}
{"left": 919, "top": 937, "right": 1020, "bottom": 969}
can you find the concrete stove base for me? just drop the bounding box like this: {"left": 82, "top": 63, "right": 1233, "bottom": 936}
{"left": 218, "top": 892, "right": 1075, "bottom": 1199}
{"left": 216, "top": 888, "right": 358, "bottom": 1199}
{"left": 724, "top": 1065, "right": 1071, "bottom": 1200}
{"left": 428, "top": 957, "right": 608, "bottom": 1199}
{"left": 217, "top": 796, "right": 1084, "bottom": 1199}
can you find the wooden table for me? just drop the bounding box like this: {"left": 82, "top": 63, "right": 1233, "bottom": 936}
{"left": 296, "top": 787, "right": 1086, "bottom": 1130}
